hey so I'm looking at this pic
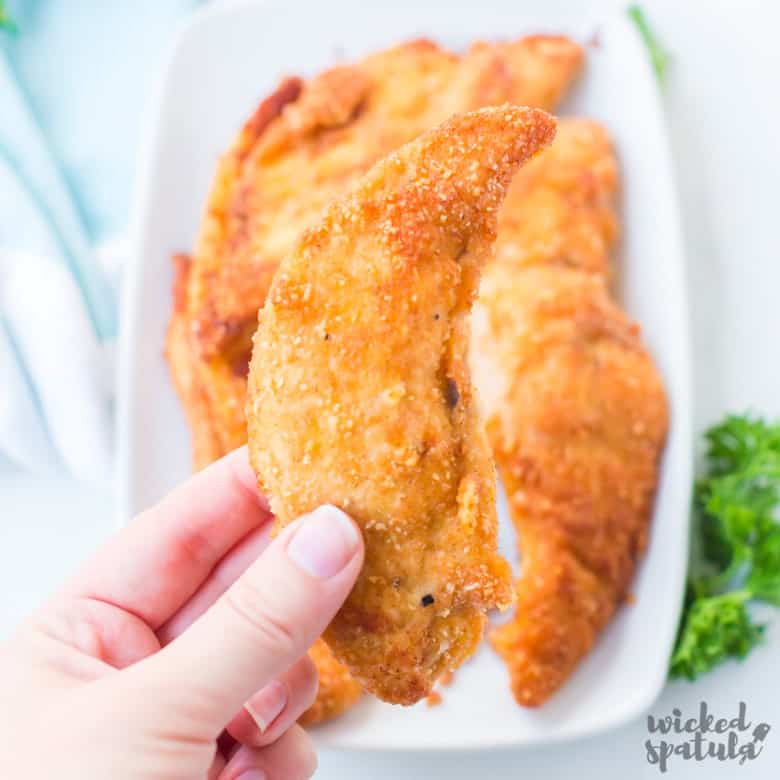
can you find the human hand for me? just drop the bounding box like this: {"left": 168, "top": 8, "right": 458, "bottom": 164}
{"left": 0, "top": 448, "right": 364, "bottom": 779}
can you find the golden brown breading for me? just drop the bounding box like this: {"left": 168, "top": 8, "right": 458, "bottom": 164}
{"left": 246, "top": 106, "right": 557, "bottom": 704}
{"left": 470, "top": 121, "right": 669, "bottom": 707}
{"left": 165, "top": 254, "right": 224, "bottom": 469}
{"left": 298, "top": 639, "right": 363, "bottom": 726}
{"left": 180, "top": 36, "right": 583, "bottom": 461}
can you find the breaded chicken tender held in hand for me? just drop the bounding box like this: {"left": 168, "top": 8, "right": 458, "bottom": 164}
{"left": 247, "top": 106, "right": 557, "bottom": 705}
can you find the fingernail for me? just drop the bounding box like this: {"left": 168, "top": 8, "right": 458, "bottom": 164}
{"left": 287, "top": 505, "right": 360, "bottom": 578}
{"left": 245, "top": 680, "right": 287, "bottom": 733}
{"left": 236, "top": 771, "right": 266, "bottom": 780}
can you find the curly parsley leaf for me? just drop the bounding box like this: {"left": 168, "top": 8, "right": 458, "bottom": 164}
{"left": 671, "top": 415, "right": 780, "bottom": 680}
{"left": 627, "top": 4, "right": 670, "bottom": 86}
{"left": 748, "top": 523, "right": 780, "bottom": 604}
{"left": 670, "top": 590, "right": 764, "bottom": 680}
{"left": 705, "top": 414, "right": 780, "bottom": 477}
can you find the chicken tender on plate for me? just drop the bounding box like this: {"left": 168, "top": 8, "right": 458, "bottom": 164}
{"left": 246, "top": 106, "right": 557, "bottom": 704}
{"left": 470, "top": 120, "right": 669, "bottom": 707}
{"left": 166, "top": 253, "right": 225, "bottom": 467}
{"left": 298, "top": 639, "right": 363, "bottom": 726}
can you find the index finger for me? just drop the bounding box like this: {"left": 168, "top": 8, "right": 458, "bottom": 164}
{"left": 64, "top": 447, "right": 272, "bottom": 629}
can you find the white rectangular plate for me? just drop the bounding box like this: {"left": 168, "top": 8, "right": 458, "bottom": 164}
{"left": 119, "top": 0, "right": 692, "bottom": 752}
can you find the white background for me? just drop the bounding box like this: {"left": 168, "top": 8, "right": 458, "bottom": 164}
{"left": 1, "top": 0, "right": 779, "bottom": 776}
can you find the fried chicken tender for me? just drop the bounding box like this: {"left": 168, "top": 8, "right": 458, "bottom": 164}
{"left": 246, "top": 106, "right": 557, "bottom": 705}
{"left": 298, "top": 639, "right": 363, "bottom": 726}
{"left": 173, "top": 36, "right": 582, "bottom": 468}
{"left": 166, "top": 254, "right": 224, "bottom": 466}
{"left": 470, "top": 120, "right": 669, "bottom": 706}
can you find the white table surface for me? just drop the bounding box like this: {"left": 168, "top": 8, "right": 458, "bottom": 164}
{"left": 2, "top": 0, "right": 779, "bottom": 776}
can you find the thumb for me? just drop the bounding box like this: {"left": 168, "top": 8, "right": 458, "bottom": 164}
{"left": 135, "top": 504, "right": 363, "bottom": 732}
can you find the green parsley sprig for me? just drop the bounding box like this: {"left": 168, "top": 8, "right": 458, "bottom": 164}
{"left": 671, "top": 415, "right": 780, "bottom": 679}
{"left": 627, "top": 4, "right": 670, "bottom": 86}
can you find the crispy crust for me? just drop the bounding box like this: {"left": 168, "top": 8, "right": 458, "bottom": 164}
{"left": 246, "top": 106, "right": 557, "bottom": 704}
{"left": 165, "top": 254, "right": 224, "bottom": 469}
{"left": 298, "top": 639, "right": 363, "bottom": 726}
{"left": 471, "top": 121, "right": 669, "bottom": 706}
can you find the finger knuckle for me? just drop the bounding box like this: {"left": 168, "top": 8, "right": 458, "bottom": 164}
{"left": 226, "top": 579, "right": 300, "bottom": 656}
{"left": 170, "top": 526, "right": 219, "bottom": 573}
